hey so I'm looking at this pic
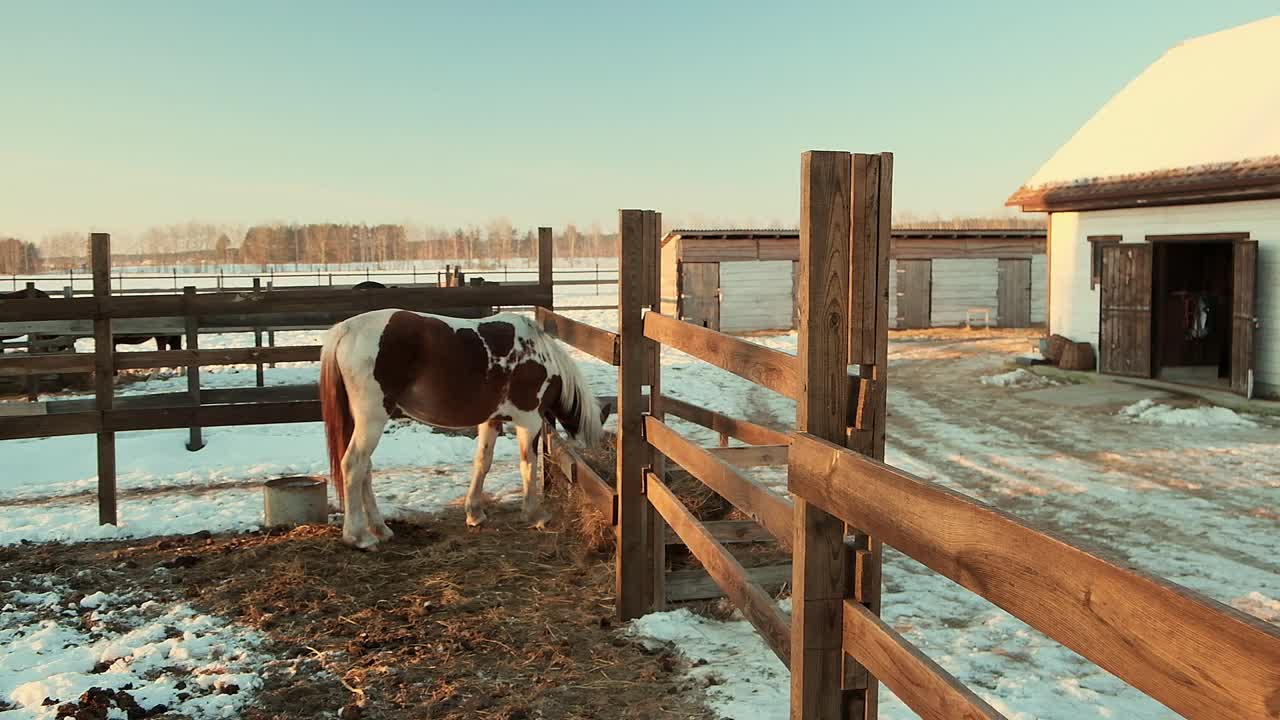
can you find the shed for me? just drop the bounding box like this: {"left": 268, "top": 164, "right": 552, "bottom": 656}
{"left": 1006, "top": 16, "right": 1280, "bottom": 398}
{"left": 660, "top": 228, "right": 1047, "bottom": 332}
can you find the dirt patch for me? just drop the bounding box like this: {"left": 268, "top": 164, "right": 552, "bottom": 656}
{"left": 0, "top": 497, "right": 713, "bottom": 720}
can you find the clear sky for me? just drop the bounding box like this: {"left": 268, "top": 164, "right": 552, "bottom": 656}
{"left": 1, "top": 1, "right": 1275, "bottom": 241}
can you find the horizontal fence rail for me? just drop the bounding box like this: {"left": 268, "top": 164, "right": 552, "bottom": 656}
{"left": 645, "top": 471, "right": 791, "bottom": 667}
{"left": 0, "top": 346, "right": 323, "bottom": 377}
{"left": 642, "top": 311, "right": 800, "bottom": 399}
{"left": 644, "top": 415, "right": 794, "bottom": 550}
{"left": 545, "top": 428, "right": 616, "bottom": 524}
{"left": 842, "top": 600, "right": 1006, "bottom": 720}
{"left": 0, "top": 283, "right": 550, "bottom": 322}
{"left": 535, "top": 307, "right": 621, "bottom": 365}
{"left": 788, "top": 432, "right": 1280, "bottom": 720}
{"left": 656, "top": 394, "right": 790, "bottom": 447}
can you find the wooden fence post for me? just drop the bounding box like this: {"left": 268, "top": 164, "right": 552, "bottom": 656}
{"left": 92, "top": 233, "right": 117, "bottom": 526}
{"left": 790, "top": 151, "right": 893, "bottom": 719}
{"left": 266, "top": 281, "right": 277, "bottom": 367}
{"left": 641, "top": 209, "right": 666, "bottom": 611}
{"left": 843, "top": 153, "right": 893, "bottom": 719}
{"left": 616, "top": 209, "right": 653, "bottom": 620}
{"left": 791, "top": 151, "right": 856, "bottom": 719}
{"left": 538, "top": 227, "right": 554, "bottom": 313}
{"left": 252, "top": 279, "right": 265, "bottom": 386}
{"left": 184, "top": 286, "right": 205, "bottom": 451}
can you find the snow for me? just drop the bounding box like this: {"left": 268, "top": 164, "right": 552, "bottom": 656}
{"left": 979, "top": 368, "right": 1052, "bottom": 388}
{"left": 3, "top": 280, "right": 1277, "bottom": 719}
{"left": 1119, "top": 398, "right": 1258, "bottom": 428}
{"left": 0, "top": 582, "right": 267, "bottom": 719}
{"left": 1231, "top": 591, "right": 1280, "bottom": 623}
{"left": 1022, "top": 16, "right": 1280, "bottom": 188}
{"left": 629, "top": 606, "right": 790, "bottom": 720}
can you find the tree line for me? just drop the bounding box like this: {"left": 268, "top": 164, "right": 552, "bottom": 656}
{"left": 10, "top": 220, "right": 619, "bottom": 272}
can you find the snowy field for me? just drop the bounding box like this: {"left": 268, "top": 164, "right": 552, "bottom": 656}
{"left": 2, "top": 278, "right": 1277, "bottom": 719}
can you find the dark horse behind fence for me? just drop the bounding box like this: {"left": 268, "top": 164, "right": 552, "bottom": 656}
{"left": 0, "top": 287, "right": 75, "bottom": 353}
{"left": 319, "top": 308, "right": 608, "bottom": 550}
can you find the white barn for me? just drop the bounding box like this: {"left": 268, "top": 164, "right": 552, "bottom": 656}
{"left": 1007, "top": 16, "right": 1280, "bottom": 398}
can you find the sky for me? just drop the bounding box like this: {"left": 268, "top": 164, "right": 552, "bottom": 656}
{"left": 1, "top": 1, "right": 1276, "bottom": 242}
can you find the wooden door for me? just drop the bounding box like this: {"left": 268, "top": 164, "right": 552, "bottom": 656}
{"left": 1100, "top": 244, "right": 1153, "bottom": 377}
{"left": 997, "top": 258, "right": 1032, "bottom": 327}
{"left": 1231, "top": 240, "right": 1259, "bottom": 397}
{"left": 894, "top": 259, "right": 931, "bottom": 328}
{"left": 680, "top": 262, "right": 720, "bottom": 329}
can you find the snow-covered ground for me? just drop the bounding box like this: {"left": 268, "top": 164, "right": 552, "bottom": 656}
{"left": 3, "top": 281, "right": 1277, "bottom": 719}
{"left": 1, "top": 579, "right": 266, "bottom": 719}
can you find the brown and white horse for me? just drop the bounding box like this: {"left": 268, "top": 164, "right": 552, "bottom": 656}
{"left": 319, "top": 309, "right": 606, "bottom": 549}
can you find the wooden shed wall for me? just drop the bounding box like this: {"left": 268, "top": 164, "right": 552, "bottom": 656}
{"left": 718, "top": 260, "right": 794, "bottom": 332}
{"left": 930, "top": 259, "right": 999, "bottom": 327}
{"left": 660, "top": 238, "right": 680, "bottom": 317}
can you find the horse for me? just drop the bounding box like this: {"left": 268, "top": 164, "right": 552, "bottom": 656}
{"left": 319, "top": 308, "right": 607, "bottom": 549}
{"left": 0, "top": 287, "right": 75, "bottom": 353}
{"left": 114, "top": 334, "right": 183, "bottom": 351}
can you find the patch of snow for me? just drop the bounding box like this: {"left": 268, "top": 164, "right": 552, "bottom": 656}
{"left": 629, "top": 606, "right": 789, "bottom": 720}
{"left": 1, "top": 584, "right": 267, "bottom": 719}
{"left": 1231, "top": 592, "right": 1280, "bottom": 623}
{"left": 1119, "top": 399, "right": 1257, "bottom": 428}
{"left": 979, "top": 369, "right": 1051, "bottom": 388}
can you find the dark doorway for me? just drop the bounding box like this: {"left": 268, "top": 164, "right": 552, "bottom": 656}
{"left": 1152, "top": 241, "right": 1234, "bottom": 387}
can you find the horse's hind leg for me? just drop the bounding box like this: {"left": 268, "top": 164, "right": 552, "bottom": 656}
{"left": 516, "top": 418, "right": 550, "bottom": 529}
{"left": 341, "top": 397, "right": 389, "bottom": 550}
{"left": 363, "top": 451, "right": 394, "bottom": 542}
{"left": 465, "top": 420, "right": 500, "bottom": 526}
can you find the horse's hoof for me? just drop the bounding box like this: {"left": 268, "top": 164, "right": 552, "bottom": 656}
{"left": 527, "top": 510, "right": 552, "bottom": 529}
{"left": 343, "top": 532, "right": 380, "bottom": 551}
{"left": 372, "top": 523, "right": 395, "bottom": 541}
{"left": 466, "top": 510, "right": 487, "bottom": 527}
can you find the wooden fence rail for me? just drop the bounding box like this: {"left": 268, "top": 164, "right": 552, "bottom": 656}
{"left": 646, "top": 470, "right": 792, "bottom": 667}
{"left": 535, "top": 307, "right": 621, "bottom": 365}
{"left": 644, "top": 415, "right": 793, "bottom": 549}
{"left": 0, "top": 283, "right": 549, "bottom": 323}
{"left": 790, "top": 431, "right": 1280, "bottom": 720}
{"left": 841, "top": 600, "right": 1006, "bottom": 720}
{"left": 643, "top": 311, "right": 800, "bottom": 399}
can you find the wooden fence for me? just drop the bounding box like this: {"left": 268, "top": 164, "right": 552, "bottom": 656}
{"left": 0, "top": 229, "right": 558, "bottom": 525}
{"left": 535, "top": 152, "right": 1280, "bottom": 719}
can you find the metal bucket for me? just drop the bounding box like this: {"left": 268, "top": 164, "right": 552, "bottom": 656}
{"left": 263, "top": 476, "right": 329, "bottom": 527}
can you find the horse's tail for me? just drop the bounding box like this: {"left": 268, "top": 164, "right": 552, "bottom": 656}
{"left": 527, "top": 317, "right": 604, "bottom": 448}
{"left": 320, "top": 322, "right": 353, "bottom": 504}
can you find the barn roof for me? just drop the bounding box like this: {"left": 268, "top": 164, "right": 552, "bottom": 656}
{"left": 1007, "top": 16, "right": 1280, "bottom": 212}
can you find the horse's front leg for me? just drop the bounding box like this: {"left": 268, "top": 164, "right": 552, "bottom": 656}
{"left": 516, "top": 421, "right": 550, "bottom": 529}
{"left": 465, "top": 420, "right": 500, "bottom": 526}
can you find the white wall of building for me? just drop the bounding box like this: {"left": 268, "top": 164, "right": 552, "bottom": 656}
{"left": 1049, "top": 198, "right": 1280, "bottom": 393}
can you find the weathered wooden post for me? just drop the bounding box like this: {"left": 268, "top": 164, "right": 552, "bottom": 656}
{"left": 91, "top": 233, "right": 117, "bottom": 525}
{"left": 537, "top": 226, "right": 555, "bottom": 491}
{"left": 640, "top": 209, "right": 665, "bottom": 611}
{"left": 184, "top": 286, "right": 205, "bottom": 451}
{"left": 790, "top": 150, "right": 892, "bottom": 719}
{"left": 266, "top": 280, "right": 277, "bottom": 367}
{"left": 616, "top": 209, "right": 652, "bottom": 619}
{"left": 538, "top": 227, "right": 554, "bottom": 313}
{"left": 845, "top": 154, "right": 893, "bottom": 720}
{"left": 252, "top": 278, "right": 265, "bottom": 387}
